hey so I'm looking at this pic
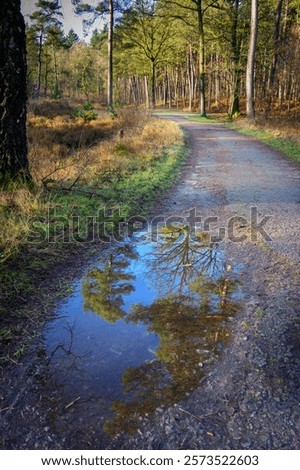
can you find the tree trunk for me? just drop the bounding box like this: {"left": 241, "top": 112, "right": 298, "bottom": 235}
{"left": 151, "top": 61, "right": 156, "bottom": 108}
{"left": 215, "top": 54, "right": 220, "bottom": 106}
{"left": 188, "top": 45, "right": 194, "bottom": 111}
{"left": 265, "top": 0, "right": 284, "bottom": 118}
{"left": 36, "top": 32, "right": 43, "bottom": 99}
{"left": 52, "top": 45, "right": 60, "bottom": 98}
{"left": 144, "top": 75, "right": 150, "bottom": 108}
{"left": 44, "top": 51, "right": 49, "bottom": 97}
{"left": 107, "top": 0, "right": 114, "bottom": 110}
{"left": 269, "top": 0, "right": 284, "bottom": 90}
{"left": 246, "top": 0, "right": 258, "bottom": 120}
{"left": 229, "top": 0, "right": 241, "bottom": 118}
{"left": 167, "top": 69, "right": 172, "bottom": 109}
{"left": 0, "top": 0, "right": 30, "bottom": 186}
{"left": 163, "top": 68, "right": 167, "bottom": 108}
{"left": 197, "top": 1, "right": 206, "bottom": 117}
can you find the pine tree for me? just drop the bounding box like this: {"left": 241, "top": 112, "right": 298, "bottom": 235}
{"left": 29, "top": 0, "right": 62, "bottom": 98}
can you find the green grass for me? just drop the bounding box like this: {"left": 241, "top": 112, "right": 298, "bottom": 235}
{"left": 153, "top": 109, "right": 187, "bottom": 114}
{"left": 28, "top": 140, "right": 186, "bottom": 245}
{"left": 226, "top": 123, "right": 300, "bottom": 163}
{"left": 114, "top": 144, "right": 185, "bottom": 214}
{"left": 185, "top": 115, "right": 218, "bottom": 123}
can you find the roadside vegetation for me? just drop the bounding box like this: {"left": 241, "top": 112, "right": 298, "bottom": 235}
{"left": 1, "top": 100, "right": 184, "bottom": 261}
{"left": 225, "top": 116, "right": 300, "bottom": 163}
{"left": 182, "top": 104, "right": 300, "bottom": 163}
{"left": 0, "top": 100, "right": 184, "bottom": 361}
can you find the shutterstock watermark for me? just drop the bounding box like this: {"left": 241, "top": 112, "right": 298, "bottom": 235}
{"left": 27, "top": 206, "right": 272, "bottom": 245}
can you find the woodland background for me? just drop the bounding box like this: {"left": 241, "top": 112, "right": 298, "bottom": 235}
{"left": 25, "top": 0, "right": 300, "bottom": 118}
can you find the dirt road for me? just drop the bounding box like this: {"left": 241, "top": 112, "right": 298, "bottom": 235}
{"left": 119, "top": 116, "right": 300, "bottom": 449}
{"left": 1, "top": 116, "right": 300, "bottom": 450}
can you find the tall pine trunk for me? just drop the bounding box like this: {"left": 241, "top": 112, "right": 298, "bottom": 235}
{"left": 265, "top": 0, "right": 284, "bottom": 119}
{"left": 0, "top": 0, "right": 30, "bottom": 186}
{"left": 151, "top": 61, "right": 156, "bottom": 108}
{"left": 197, "top": 1, "right": 206, "bottom": 117}
{"left": 229, "top": 0, "right": 241, "bottom": 118}
{"left": 246, "top": 0, "right": 258, "bottom": 120}
{"left": 36, "top": 32, "right": 43, "bottom": 98}
{"left": 107, "top": 0, "right": 114, "bottom": 110}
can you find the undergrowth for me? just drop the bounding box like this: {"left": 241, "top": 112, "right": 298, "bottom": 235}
{"left": 0, "top": 104, "right": 184, "bottom": 263}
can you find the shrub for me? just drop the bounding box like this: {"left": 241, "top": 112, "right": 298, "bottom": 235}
{"left": 73, "top": 102, "right": 98, "bottom": 121}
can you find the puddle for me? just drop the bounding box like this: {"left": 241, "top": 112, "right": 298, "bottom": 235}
{"left": 43, "top": 225, "right": 241, "bottom": 443}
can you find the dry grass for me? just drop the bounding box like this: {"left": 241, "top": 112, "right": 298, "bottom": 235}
{"left": 27, "top": 106, "right": 182, "bottom": 187}
{"left": 0, "top": 188, "right": 48, "bottom": 263}
{"left": 250, "top": 116, "right": 300, "bottom": 146}
{"left": 28, "top": 99, "right": 77, "bottom": 118}
{"left": 0, "top": 102, "right": 182, "bottom": 262}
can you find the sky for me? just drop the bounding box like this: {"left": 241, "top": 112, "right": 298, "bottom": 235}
{"left": 21, "top": 0, "right": 103, "bottom": 41}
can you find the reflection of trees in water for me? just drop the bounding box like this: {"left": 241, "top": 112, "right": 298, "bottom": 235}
{"left": 149, "top": 225, "right": 219, "bottom": 294}
{"left": 102, "top": 226, "right": 240, "bottom": 436}
{"left": 105, "top": 278, "right": 239, "bottom": 435}
{"left": 82, "top": 244, "right": 137, "bottom": 323}
{"left": 80, "top": 225, "right": 240, "bottom": 436}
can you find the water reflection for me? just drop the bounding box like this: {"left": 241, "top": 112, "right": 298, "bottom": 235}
{"left": 80, "top": 225, "right": 240, "bottom": 436}
{"left": 147, "top": 225, "right": 219, "bottom": 293}
{"left": 82, "top": 244, "right": 137, "bottom": 323}
{"left": 105, "top": 278, "right": 239, "bottom": 435}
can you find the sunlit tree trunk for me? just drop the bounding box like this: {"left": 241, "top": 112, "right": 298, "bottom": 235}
{"left": 188, "top": 46, "right": 193, "bottom": 111}
{"left": 229, "top": 0, "right": 241, "bottom": 118}
{"left": 53, "top": 45, "right": 59, "bottom": 97}
{"left": 107, "top": 0, "right": 114, "bottom": 110}
{"left": 144, "top": 75, "right": 150, "bottom": 108}
{"left": 151, "top": 60, "right": 156, "bottom": 108}
{"left": 36, "top": 32, "right": 43, "bottom": 98}
{"left": 197, "top": 0, "right": 206, "bottom": 117}
{"left": 246, "top": 0, "right": 258, "bottom": 120}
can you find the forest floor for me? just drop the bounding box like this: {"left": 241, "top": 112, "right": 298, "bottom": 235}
{"left": 1, "top": 114, "right": 300, "bottom": 449}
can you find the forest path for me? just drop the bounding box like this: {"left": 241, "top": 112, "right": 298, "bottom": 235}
{"left": 1, "top": 115, "right": 300, "bottom": 451}
{"left": 153, "top": 114, "right": 300, "bottom": 258}
{"left": 121, "top": 114, "right": 300, "bottom": 449}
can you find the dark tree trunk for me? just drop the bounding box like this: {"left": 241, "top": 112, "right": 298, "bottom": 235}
{"left": 0, "top": 0, "right": 30, "bottom": 186}
{"left": 265, "top": 0, "right": 284, "bottom": 119}
{"left": 269, "top": 0, "right": 284, "bottom": 90}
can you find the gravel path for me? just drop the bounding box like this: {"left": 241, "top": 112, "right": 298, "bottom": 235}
{"left": 1, "top": 116, "right": 300, "bottom": 450}
{"left": 115, "top": 116, "right": 300, "bottom": 450}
